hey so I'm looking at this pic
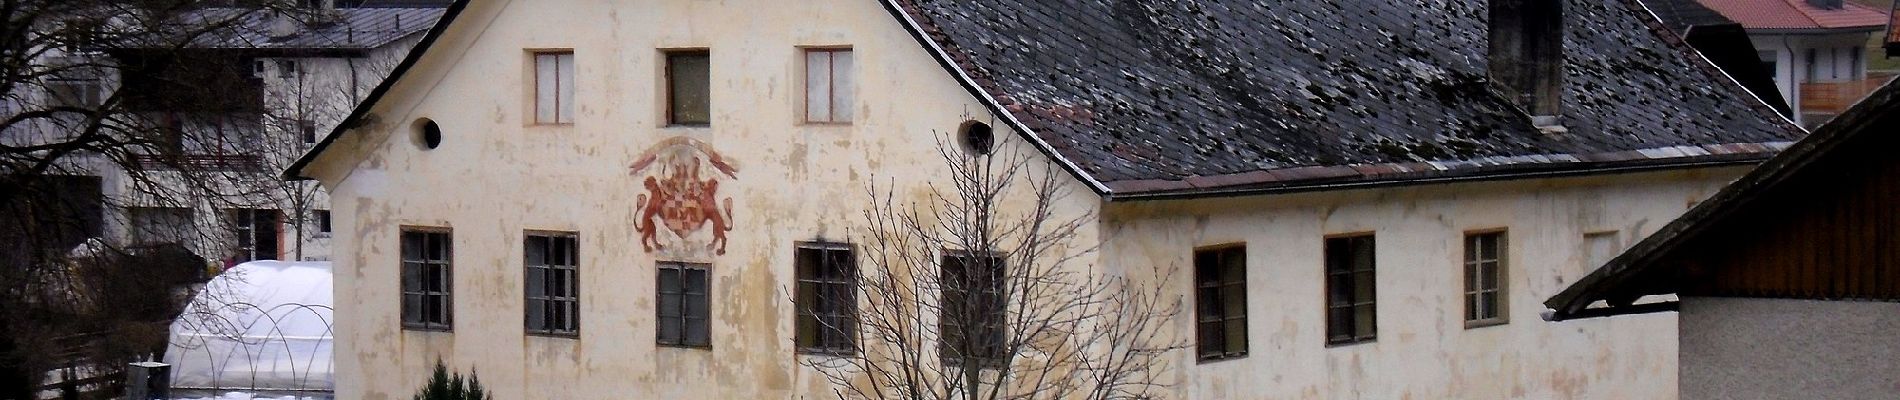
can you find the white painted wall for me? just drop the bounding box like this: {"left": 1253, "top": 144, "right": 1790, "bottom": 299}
{"left": 1679, "top": 296, "right": 1900, "bottom": 400}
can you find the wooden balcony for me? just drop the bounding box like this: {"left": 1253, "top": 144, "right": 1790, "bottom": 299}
{"left": 1800, "top": 73, "right": 1896, "bottom": 115}
{"left": 130, "top": 154, "right": 264, "bottom": 172}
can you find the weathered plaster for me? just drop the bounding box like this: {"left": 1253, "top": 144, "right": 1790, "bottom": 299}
{"left": 1680, "top": 296, "right": 1900, "bottom": 400}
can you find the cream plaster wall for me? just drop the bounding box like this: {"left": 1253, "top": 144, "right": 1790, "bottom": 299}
{"left": 305, "top": 0, "right": 1099, "bottom": 398}
{"left": 1102, "top": 167, "right": 1748, "bottom": 399}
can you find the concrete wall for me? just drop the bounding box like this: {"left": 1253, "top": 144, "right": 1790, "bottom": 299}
{"left": 1680, "top": 296, "right": 1900, "bottom": 400}
{"left": 1102, "top": 169, "right": 1741, "bottom": 399}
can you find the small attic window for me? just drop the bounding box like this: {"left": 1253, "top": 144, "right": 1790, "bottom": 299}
{"left": 413, "top": 119, "right": 442, "bottom": 150}
{"left": 959, "top": 121, "right": 994, "bottom": 156}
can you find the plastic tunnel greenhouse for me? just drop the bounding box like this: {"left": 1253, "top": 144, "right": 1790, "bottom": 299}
{"left": 164, "top": 261, "right": 335, "bottom": 395}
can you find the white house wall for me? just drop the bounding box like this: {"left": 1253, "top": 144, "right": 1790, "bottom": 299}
{"left": 1679, "top": 296, "right": 1900, "bottom": 400}
{"left": 1101, "top": 168, "right": 1747, "bottom": 399}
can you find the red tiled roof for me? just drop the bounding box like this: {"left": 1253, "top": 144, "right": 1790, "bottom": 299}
{"left": 1889, "top": 8, "right": 1899, "bottom": 44}
{"left": 1697, "top": 0, "right": 1889, "bottom": 30}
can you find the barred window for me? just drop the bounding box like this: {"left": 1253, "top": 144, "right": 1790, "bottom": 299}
{"left": 1194, "top": 245, "right": 1247, "bottom": 361}
{"left": 795, "top": 243, "right": 857, "bottom": 354}
{"left": 657, "top": 262, "right": 711, "bottom": 348}
{"left": 525, "top": 233, "right": 579, "bottom": 337}
{"left": 1325, "top": 235, "right": 1377, "bottom": 345}
{"left": 401, "top": 229, "right": 452, "bottom": 331}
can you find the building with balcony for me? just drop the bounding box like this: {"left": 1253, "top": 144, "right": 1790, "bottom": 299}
{"left": 1689, "top": 0, "right": 1893, "bottom": 127}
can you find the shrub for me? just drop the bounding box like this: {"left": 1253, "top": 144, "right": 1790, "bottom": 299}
{"left": 414, "top": 360, "right": 490, "bottom": 400}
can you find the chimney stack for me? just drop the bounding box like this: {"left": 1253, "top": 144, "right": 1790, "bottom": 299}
{"left": 1487, "top": 0, "right": 1565, "bottom": 127}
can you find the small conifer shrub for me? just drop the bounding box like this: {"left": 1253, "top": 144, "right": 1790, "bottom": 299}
{"left": 414, "top": 359, "right": 491, "bottom": 400}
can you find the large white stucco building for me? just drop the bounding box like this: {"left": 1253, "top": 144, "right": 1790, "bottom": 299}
{"left": 288, "top": 0, "right": 1801, "bottom": 398}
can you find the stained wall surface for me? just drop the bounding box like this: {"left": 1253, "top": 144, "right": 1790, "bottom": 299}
{"left": 1679, "top": 296, "right": 1900, "bottom": 400}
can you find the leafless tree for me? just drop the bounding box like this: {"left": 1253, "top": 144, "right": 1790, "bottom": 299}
{"left": 801, "top": 130, "right": 1188, "bottom": 400}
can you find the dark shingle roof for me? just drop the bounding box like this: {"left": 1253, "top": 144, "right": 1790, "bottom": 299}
{"left": 1643, "top": 0, "right": 1738, "bottom": 31}
{"left": 893, "top": 0, "right": 1801, "bottom": 196}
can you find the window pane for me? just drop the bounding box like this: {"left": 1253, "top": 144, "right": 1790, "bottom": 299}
{"left": 1466, "top": 293, "right": 1479, "bottom": 321}
{"left": 796, "top": 310, "right": 817, "bottom": 348}
{"left": 1223, "top": 317, "right": 1246, "bottom": 353}
{"left": 796, "top": 248, "right": 821, "bottom": 281}
{"left": 1464, "top": 262, "right": 1478, "bottom": 293}
{"left": 431, "top": 295, "right": 450, "bottom": 325}
{"left": 832, "top": 50, "right": 854, "bottom": 122}
{"left": 536, "top": 54, "right": 558, "bottom": 123}
{"left": 557, "top": 53, "right": 575, "bottom": 123}
{"left": 402, "top": 232, "right": 422, "bottom": 260}
{"left": 526, "top": 236, "right": 547, "bottom": 266}
{"left": 805, "top": 50, "right": 831, "bottom": 122}
{"left": 1327, "top": 307, "right": 1350, "bottom": 342}
{"left": 1480, "top": 292, "right": 1499, "bottom": 319}
{"left": 658, "top": 267, "right": 680, "bottom": 294}
{"left": 659, "top": 315, "right": 681, "bottom": 343}
{"left": 402, "top": 262, "right": 422, "bottom": 294}
{"left": 402, "top": 293, "right": 421, "bottom": 323}
{"left": 668, "top": 52, "right": 710, "bottom": 125}
{"left": 657, "top": 291, "right": 681, "bottom": 318}
{"left": 1353, "top": 271, "right": 1375, "bottom": 303}
{"left": 684, "top": 268, "right": 707, "bottom": 295}
{"left": 427, "top": 233, "right": 448, "bottom": 261}
{"left": 1481, "top": 263, "right": 1499, "bottom": 290}
{"left": 526, "top": 266, "right": 546, "bottom": 297}
{"left": 1220, "top": 284, "right": 1245, "bottom": 319}
{"left": 526, "top": 298, "right": 545, "bottom": 330}
{"left": 1327, "top": 274, "right": 1350, "bottom": 306}
{"left": 686, "top": 292, "right": 709, "bottom": 319}
{"left": 1197, "top": 321, "right": 1221, "bottom": 357}
{"left": 1354, "top": 305, "right": 1376, "bottom": 338}
{"left": 685, "top": 317, "right": 709, "bottom": 345}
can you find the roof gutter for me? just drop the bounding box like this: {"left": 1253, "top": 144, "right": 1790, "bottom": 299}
{"left": 281, "top": 0, "right": 471, "bottom": 181}
{"left": 1104, "top": 154, "right": 1771, "bottom": 202}
{"left": 876, "top": 0, "right": 1110, "bottom": 196}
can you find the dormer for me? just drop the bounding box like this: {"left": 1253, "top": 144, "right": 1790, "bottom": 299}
{"left": 1487, "top": 0, "right": 1565, "bottom": 128}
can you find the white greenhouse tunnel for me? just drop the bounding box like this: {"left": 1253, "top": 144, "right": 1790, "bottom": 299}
{"left": 164, "top": 261, "right": 335, "bottom": 395}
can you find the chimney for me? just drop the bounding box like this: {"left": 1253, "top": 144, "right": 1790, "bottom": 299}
{"left": 1487, "top": 0, "right": 1565, "bottom": 128}
{"left": 1806, "top": 0, "right": 1844, "bottom": 10}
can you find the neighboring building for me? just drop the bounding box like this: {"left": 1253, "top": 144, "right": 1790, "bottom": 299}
{"left": 1888, "top": 2, "right": 1900, "bottom": 57}
{"left": 1643, "top": 0, "right": 1793, "bottom": 115}
{"left": 1546, "top": 80, "right": 1900, "bottom": 399}
{"left": 288, "top": 0, "right": 1798, "bottom": 398}
{"left": 13, "top": 2, "right": 446, "bottom": 265}
{"left": 1694, "top": 0, "right": 1891, "bottom": 127}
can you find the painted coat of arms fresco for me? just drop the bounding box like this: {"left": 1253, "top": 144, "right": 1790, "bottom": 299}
{"left": 630, "top": 136, "right": 738, "bottom": 256}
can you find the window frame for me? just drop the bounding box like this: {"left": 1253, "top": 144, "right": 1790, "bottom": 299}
{"left": 1193, "top": 243, "right": 1249, "bottom": 362}
{"left": 663, "top": 49, "right": 712, "bottom": 127}
{"left": 801, "top": 47, "right": 854, "bottom": 125}
{"left": 1462, "top": 230, "right": 1509, "bottom": 329}
{"left": 400, "top": 227, "right": 453, "bottom": 332}
{"left": 939, "top": 250, "right": 1007, "bottom": 368}
{"left": 313, "top": 209, "right": 332, "bottom": 236}
{"left": 1324, "top": 233, "right": 1377, "bottom": 347}
{"left": 656, "top": 261, "right": 713, "bottom": 349}
{"left": 795, "top": 242, "right": 859, "bottom": 355}
{"left": 530, "top": 51, "right": 576, "bottom": 125}
{"left": 523, "top": 232, "right": 580, "bottom": 338}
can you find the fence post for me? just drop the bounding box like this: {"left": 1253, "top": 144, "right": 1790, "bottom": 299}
{"left": 125, "top": 362, "right": 169, "bottom": 400}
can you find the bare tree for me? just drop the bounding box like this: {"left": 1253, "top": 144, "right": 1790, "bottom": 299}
{"left": 801, "top": 130, "right": 1188, "bottom": 400}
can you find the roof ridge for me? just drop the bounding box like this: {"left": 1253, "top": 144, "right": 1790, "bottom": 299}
{"left": 1779, "top": 0, "right": 1829, "bottom": 27}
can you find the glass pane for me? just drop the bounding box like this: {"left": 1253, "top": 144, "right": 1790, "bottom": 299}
{"left": 658, "top": 316, "right": 681, "bottom": 343}
{"left": 804, "top": 50, "right": 831, "bottom": 122}
{"left": 1222, "top": 248, "right": 1246, "bottom": 282}
{"left": 1353, "top": 238, "right": 1375, "bottom": 271}
{"left": 426, "top": 233, "right": 448, "bottom": 261}
{"left": 1484, "top": 234, "right": 1501, "bottom": 260}
{"left": 1224, "top": 317, "right": 1246, "bottom": 353}
{"left": 525, "top": 298, "right": 545, "bottom": 330}
{"left": 557, "top": 54, "right": 575, "bottom": 123}
{"left": 1464, "top": 235, "right": 1478, "bottom": 263}
{"left": 1465, "top": 293, "right": 1479, "bottom": 321}
{"left": 535, "top": 54, "right": 558, "bottom": 123}
{"left": 401, "top": 293, "right": 421, "bottom": 323}
{"left": 796, "top": 312, "right": 817, "bottom": 348}
{"left": 668, "top": 53, "right": 710, "bottom": 124}
{"left": 1198, "top": 286, "right": 1221, "bottom": 318}
{"left": 401, "top": 232, "right": 422, "bottom": 260}
{"left": 526, "top": 266, "right": 546, "bottom": 297}
{"left": 1197, "top": 321, "right": 1221, "bottom": 356}
{"left": 1353, "top": 271, "right": 1375, "bottom": 303}
{"left": 1481, "top": 262, "right": 1499, "bottom": 290}
{"left": 423, "top": 264, "right": 442, "bottom": 292}
{"left": 684, "top": 268, "right": 707, "bottom": 294}
{"left": 797, "top": 281, "right": 818, "bottom": 317}
{"left": 832, "top": 50, "right": 853, "bottom": 122}
{"left": 1327, "top": 274, "right": 1350, "bottom": 306}
{"left": 658, "top": 267, "right": 679, "bottom": 294}
{"left": 1221, "top": 284, "right": 1245, "bottom": 319}
{"left": 1327, "top": 307, "right": 1350, "bottom": 341}
{"left": 686, "top": 317, "right": 709, "bottom": 345}
{"left": 1194, "top": 250, "right": 1216, "bottom": 286}
{"left": 1464, "top": 262, "right": 1478, "bottom": 293}
{"left": 526, "top": 236, "right": 546, "bottom": 266}
{"left": 687, "top": 292, "right": 709, "bottom": 319}
{"left": 431, "top": 295, "right": 450, "bottom": 324}
{"left": 1480, "top": 292, "right": 1500, "bottom": 319}
{"left": 657, "top": 292, "right": 681, "bottom": 318}
{"left": 1354, "top": 305, "right": 1377, "bottom": 338}
{"left": 401, "top": 262, "right": 422, "bottom": 293}
{"left": 796, "top": 248, "right": 820, "bottom": 280}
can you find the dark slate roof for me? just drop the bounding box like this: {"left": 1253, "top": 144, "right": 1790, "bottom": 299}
{"left": 892, "top": 0, "right": 1802, "bottom": 197}
{"left": 1643, "top": 0, "right": 1738, "bottom": 31}
{"left": 121, "top": 7, "right": 445, "bottom": 51}
{"left": 1545, "top": 78, "right": 1900, "bottom": 321}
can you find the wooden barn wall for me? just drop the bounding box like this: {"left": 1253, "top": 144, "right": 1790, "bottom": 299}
{"left": 1674, "top": 115, "right": 1900, "bottom": 301}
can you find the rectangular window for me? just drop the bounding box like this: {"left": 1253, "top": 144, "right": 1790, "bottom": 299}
{"left": 796, "top": 243, "right": 857, "bottom": 354}
{"left": 657, "top": 261, "right": 711, "bottom": 348}
{"left": 1850, "top": 47, "right": 1863, "bottom": 79}
{"left": 1463, "top": 232, "right": 1507, "bottom": 327}
{"left": 228, "top": 209, "right": 280, "bottom": 262}
{"left": 47, "top": 78, "right": 103, "bottom": 108}
{"left": 525, "top": 233, "right": 580, "bottom": 337}
{"left": 275, "top": 59, "right": 299, "bottom": 80}
{"left": 666, "top": 50, "right": 711, "bottom": 126}
{"left": 401, "top": 229, "right": 452, "bottom": 331}
{"left": 1325, "top": 234, "right": 1376, "bottom": 346}
{"left": 940, "top": 252, "right": 1005, "bottom": 367}
{"left": 128, "top": 207, "right": 193, "bottom": 245}
{"left": 533, "top": 52, "right": 576, "bottom": 124}
{"left": 803, "top": 48, "right": 854, "bottom": 123}
{"left": 1805, "top": 48, "right": 1818, "bottom": 82}
{"left": 1194, "top": 245, "right": 1248, "bottom": 361}
{"left": 314, "top": 209, "right": 332, "bottom": 234}
{"left": 299, "top": 120, "right": 318, "bottom": 144}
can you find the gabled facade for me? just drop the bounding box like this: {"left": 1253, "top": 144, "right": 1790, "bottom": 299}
{"left": 293, "top": 0, "right": 1799, "bottom": 398}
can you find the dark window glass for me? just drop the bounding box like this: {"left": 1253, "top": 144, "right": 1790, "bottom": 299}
{"left": 525, "top": 233, "right": 580, "bottom": 337}
{"left": 229, "top": 209, "right": 280, "bottom": 262}
{"left": 314, "top": 209, "right": 332, "bottom": 234}
{"left": 1464, "top": 232, "right": 1507, "bottom": 327}
{"left": 796, "top": 244, "right": 857, "bottom": 354}
{"left": 401, "top": 229, "right": 452, "bottom": 330}
{"left": 1194, "top": 245, "right": 1247, "bottom": 360}
{"left": 1325, "top": 235, "right": 1377, "bottom": 345}
{"left": 940, "top": 252, "right": 1005, "bottom": 368}
{"left": 666, "top": 51, "right": 711, "bottom": 125}
{"left": 657, "top": 262, "right": 711, "bottom": 347}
